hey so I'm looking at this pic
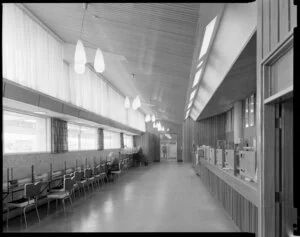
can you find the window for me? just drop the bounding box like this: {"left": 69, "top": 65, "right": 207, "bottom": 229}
{"left": 68, "top": 123, "right": 80, "bottom": 151}
{"left": 67, "top": 123, "right": 98, "bottom": 151}
{"left": 249, "top": 94, "right": 255, "bottom": 126}
{"left": 244, "top": 94, "right": 255, "bottom": 128}
{"left": 198, "top": 16, "right": 218, "bottom": 60}
{"left": 104, "top": 130, "right": 121, "bottom": 149}
{"left": 80, "top": 126, "right": 98, "bottom": 150}
{"left": 192, "top": 67, "right": 203, "bottom": 88}
{"left": 3, "top": 110, "right": 50, "bottom": 154}
{"left": 124, "top": 134, "right": 133, "bottom": 148}
{"left": 189, "top": 89, "right": 196, "bottom": 101}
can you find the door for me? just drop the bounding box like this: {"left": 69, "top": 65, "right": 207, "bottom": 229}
{"left": 275, "top": 98, "right": 296, "bottom": 237}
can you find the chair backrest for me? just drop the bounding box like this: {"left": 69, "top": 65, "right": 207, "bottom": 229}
{"left": 79, "top": 170, "right": 85, "bottom": 180}
{"left": 64, "top": 177, "right": 75, "bottom": 194}
{"left": 24, "top": 182, "right": 42, "bottom": 199}
{"left": 74, "top": 171, "right": 81, "bottom": 182}
{"left": 93, "top": 167, "right": 98, "bottom": 175}
{"left": 64, "top": 173, "right": 74, "bottom": 179}
{"left": 85, "top": 169, "right": 92, "bottom": 178}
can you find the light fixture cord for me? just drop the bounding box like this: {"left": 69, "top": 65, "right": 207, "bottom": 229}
{"left": 79, "top": 3, "right": 88, "bottom": 40}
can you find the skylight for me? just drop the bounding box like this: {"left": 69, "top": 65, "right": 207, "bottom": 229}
{"left": 198, "top": 16, "right": 217, "bottom": 60}
{"left": 185, "top": 109, "right": 190, "bottom": 119}
{"left": 197, "top": 60, "right": 203, "bottom": 69}
{"left": 192, "top": 67, "right": 203, "bottom": 88}
{"left": 189, "top": 89, "right": 196, "bottom": 101}
{"left": 187, "top": 100, "right": 193, "bottom": 109}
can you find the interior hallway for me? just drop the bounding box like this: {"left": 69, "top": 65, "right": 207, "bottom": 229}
{"left": 6, "top": 161, "right": 239, "bottom": 232}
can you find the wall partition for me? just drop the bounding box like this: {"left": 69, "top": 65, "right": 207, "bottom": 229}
{"left": 2, "top": 3, "right": 145, "bottom": 132}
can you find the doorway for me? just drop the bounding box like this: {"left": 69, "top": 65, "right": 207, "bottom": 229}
{"left": 274, "top": 98, "right": 295, "bottom": 237}
{"left": 160, "top": 133, "right": 177, "bottom": 160}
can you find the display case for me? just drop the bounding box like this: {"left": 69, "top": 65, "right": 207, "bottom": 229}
{"left": 239, "top": 150, "right": 256, "bottom": 182}
{"left": 216, "top": 149, "right": 224, "bottom": 167}
{"left": 202, "top": 146, "right": 208, "bottom": 160}
{"left": 209, "top": 148, "right": 215, "bottom": 165}
{"left": 224, "top": 149, "right": 235, "bottom": 172}
{"left": 197, "top": 147, "right": 205, "bottom": 161}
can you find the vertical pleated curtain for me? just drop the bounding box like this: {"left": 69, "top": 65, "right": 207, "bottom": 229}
{"left": 120, "top": 133, "right": 124, "bottom": 148}
{"left": 133, "top": 136, "right": 137, "bottom": 147}
{"left": 51, "top": 118, "right": 68, "bottom": 153}
{"left": 3, "top": 3, "right": 146, "bottom": 132}
{"left": 98, "top": 128, "right": 104, "bottom": 150}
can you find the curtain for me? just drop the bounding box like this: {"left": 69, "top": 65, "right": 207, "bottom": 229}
{"left": 3, "top": 3, "right": 146, "bottom": 132}
{"left": 120, "top": 133, "right": 124, "bottom": 148}
{"left": 3, "top": 4, "right": 65, "bottom": 99}
{"left": 133, "top": 135, "right": 137, "bottom": 147}
{"left": 98, "top": 128, "right": 104, "bottom": 151}
{"left": 51, "top": 118, "right": 68, "bottom": 153}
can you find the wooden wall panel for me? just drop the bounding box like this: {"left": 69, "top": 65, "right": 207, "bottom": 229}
{"left": 262, "top": 0, "right": 270, "bottom": 57}
{"left": 258, "top": 0, "right": 295, "bottom": 236}
{"left": 279, "top": 0, "right": 290, "bottom": 39}
{"left": 198, "top": 164, "right": 258, "bottom": 235}
{"left": 261, "top": 0, "right": 296, "bottom": 60}
{"left": 270, "top": 0, "right": 279, "bottom": 57}
{"left": 183, "top": 111, "right": 231, "bottom": 162}
{"left": 290, "top": 0, "right": 297, "bottom": 30}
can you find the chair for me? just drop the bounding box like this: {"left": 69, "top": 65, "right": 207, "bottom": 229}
{"left": 78, "top": 170, "right": 89, "bottom": 196}
{"left": 47, "top": 177, "right": 75, "bottom": 214}
{"left": 6, "top": 182, "right": 42, "bottom": 229}
{"left": 72, "top": 171, "right": 81, "bottom": 199}
{"left": 124, "top": 158, "right": 128, "bottom": 172}
{"left": 99, "top": 163, "right": 107, "bottom": 185}
{"left": 93, "top": 166, "right": 101, "bottom": 189}
{"left": 85, "top": 168, "right": 95, "bottom": 192}
{"left": 111, "top": 161, "right": 122, "bottom": 182}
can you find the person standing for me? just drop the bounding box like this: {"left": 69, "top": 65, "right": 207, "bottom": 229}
{"left": 162, "top": 144, "right": 167, "bottom": 160}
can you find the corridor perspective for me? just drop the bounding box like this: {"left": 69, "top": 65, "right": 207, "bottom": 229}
{"left": 4, "top": 161, "right": 239, "bottom": 232}
{"left": 2, "top": 2, "right": 297, "bottom": 237}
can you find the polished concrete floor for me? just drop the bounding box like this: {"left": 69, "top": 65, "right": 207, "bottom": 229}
{"left": 4, "top": 160, "right": 239, "bottom": 232}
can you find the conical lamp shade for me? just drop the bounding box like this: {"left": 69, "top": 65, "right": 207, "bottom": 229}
{"left": 74, "top": 40, "right": 86, "bottom": 74}
{"left": 124, "top": 96, "right": 130, "bottom": 109}
{"left": 135, "top": 96, "right": 141, "bottom": 108}
{"left": 132, "top": 97, "right": 137, "bottom": 110}
{"left": 94, "top": 48, "right": 105, "bottom": 73}
{"left": 145, "top": 114, "right": 151, "bottom": 122}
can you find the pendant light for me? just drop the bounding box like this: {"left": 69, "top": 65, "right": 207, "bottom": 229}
{"left": 152, "top": 115, "right": 156, "bottom": 122}
{"left": 94, "top": 48, "right": 105, "bottom": 73}
{"left": 145, "top": 114, "right": 151, "bottom": 122}
{"left": 124, "top": 96, "right": 130, "bottom": 109}
{"left": 135, "top": 96, "right": 141, "bottom": 108}
{"left": 132, "top": 97, "right": 137, "bottom": 110}
{"left": 74, "top": 40, "right": 87, "bottom": 74}
{"left": 74, "top": 3, "right": 88, "bottom": 74}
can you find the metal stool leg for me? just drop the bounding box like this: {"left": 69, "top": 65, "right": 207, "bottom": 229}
{"left": 62, "top": 199, "right": 66, "bottom": 212}
{"left": 34, "top": 203, "right": 40, "bottom": 223}
{"left": 23, "top": 207, "right": 27, "bottom": 229}
{"left": 47, "top": 199, "right": 50, "bottom": 215}
{"left": 6, "top": 206, "right": 9, "bottom": 230}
